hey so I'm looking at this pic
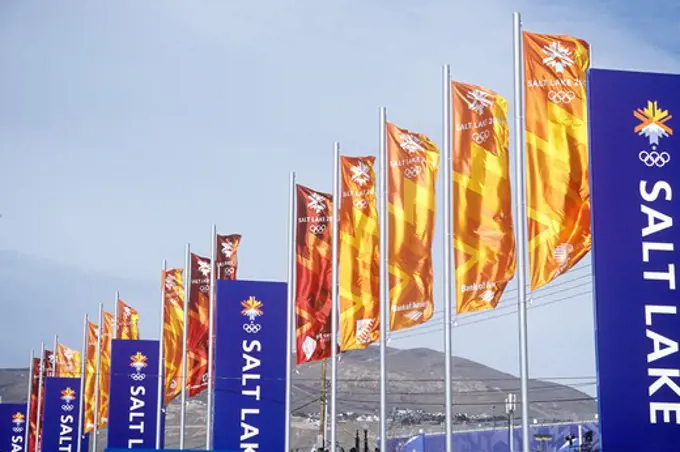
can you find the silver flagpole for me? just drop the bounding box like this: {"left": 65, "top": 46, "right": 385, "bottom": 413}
{"left": 378, "top": 106, "right": 388, "bottom": 452}
{"left": 512, "top": 12, "right": 531, "bottom": 452}
{"left": 52, "top": 335, "right": 59, "bottom": 376}
{"left": 24, "top": 350, "right": 34, "bottom": 448}
{"left": 91, "top": 304, "right": 104, "bottom": 452}
{"left": 76, "top": 315, "right": 88, "bottom": 452}
{"left": 156, "top": 260, "right": 167, "bottom": 449}
{"left": 330, "top": 142, "right": 340, "bottom": 452}
{"left": 206, "top": 224, "right": 217, "bottom": 450}
{"left": 442, "top": 63, "right": 454, "bottom": 452}
{"left": 113, "top": 291, "right": 120, "bottom": 340}
{"left": 284, "top": 171, "right": 297, "bottom": 452}
{"left": 179, "top": 243, "right": 191, "bottom": 450}
{"left": 34, "top": 342, "right": 45, "bottom": 452}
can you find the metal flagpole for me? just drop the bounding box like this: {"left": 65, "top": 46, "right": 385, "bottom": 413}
{"left": 91, "top": 304, "right": 104, "bottom": 452}
{"left": 442, "top": 63, "right": 454, "bottom": 452}
{"left": 34, "top": 342, "right": 45, "bottom": 452}
{"left": 113, "top": 291, "right": 120, "bottom": 340}
{"left": 284, "top": 170, "right": 296, "bottom": 452}
{"left": 155, "top": 260, "right": 167, "bottom": 449}
{"left": 52, "top": 335, "right": 59, "bottom": 376}
{"left": 512, "top": 11, "right": 531, "bottom": 452}
{"left": 179, "top": 243, "right": 191, "bottom": 450}
{"left": 76, "top": 315, "right": 88, "bottom": 452}
{"left": 24, "top": 350, "right": 34, "bottom": 448}
{"left": 378, "top": 106, "right": 388, "bottom": 452}
{"left": 330, "top": 141, "right": 340, "bottom": 452}
{"left": 206, "top": 225, "right": 217, "bottom": 449}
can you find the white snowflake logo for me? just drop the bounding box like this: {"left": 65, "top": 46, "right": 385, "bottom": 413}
{"left": 466, "top": 89, "right": 492, "bottom": 114}
{"left": 221, "top": 241, "right": 234, "bottom": 258}
{"left": 350, "top": 161, "right": 371, "bottom": 186}
{"left": 399, "top": 133, "right": 424, "bottom": 154}
{"left": 197, "top": 259, "right": 211, "bottom": 276}
{"left": 542, "top": 41, "right": 574, "bottom": 74}
{"left": 123, "top": 306, "right": 132, "bottom": 317}
{"left": 63, "top": 349, "right": 74, "bottom": 360}
{"left": 165, "top": 275, "right": 175, "bottom": 290}
{"left": 307, "top": 192, "right": 327, "bottom": 214}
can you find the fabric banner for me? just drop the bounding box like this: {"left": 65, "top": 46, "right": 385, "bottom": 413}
{"left": 56, "top": 343, "right": 81, "bottom": 378}
{"left": 213, "top": 279, "right": 287, "bottom": 451}
{"left": 162, "top": 268, "right": 185, "bottom": 405}
{"left": 27, "top": 357, "right": 39, "bottom": 452}
{"left": 338, "top": 155, "right": 380, "bottom": 350}
{"left": 117, "top": 299, "right": 140, "bottom": 340}
{"left": 588, "top": 68, "right": 680, "bottom": 450}
{"left": 386, "top": 122, "right": 440, "bottom": 331}
{"left": 524, "top": 31, "right": 591, "bottom": 290}
{"left": 84, "top": 322, "right": 97, "bottom": 433}
{"left": 107, "top": 339, "right": 161, "bottom": 449}
{"left": 0, "top": 403, "right": 26, "bottom": 452}
{"left": 295, "top": 184, "right": 333, "bottom": 364}
{"left": 187, "top": 252, "right": 211, "bottom": 397}
{"left": 216, "top": 233, "right": 242, "bottom": 280}
{"left": 98, "top": 311, "right": 115, "bottom": 428}
{"left": 452, "top": 81, "right": 516, "bottom": 314}
{"left": 41, "top": 377, "right": 81, "bottom": 452}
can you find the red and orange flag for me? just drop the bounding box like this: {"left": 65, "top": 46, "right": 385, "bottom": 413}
{"left": 339, "top": 156, "right": 380, "bottom": 350}
{"left": 187, "top": 253, "right": 211, "bottom": 396}
{"left": 117, "top": 299, "right": 140, "bottom": 340}
{"left": 162, "top": 268, "right": 185, "bottom": 405}
{"left": 524, "top": 31, "right": 591, "bottom": 289}
{"left": 452, "top": 81, "right": 516, "bottom": 313}
{"left": 295, "top": 184, "right": 333, "bottom": 364}
{"left": 56, "top": 343, "right": 82, "bottom": 378}
{"left": 28, "top": 357, "right": 40, "bottom": 452}
{"left": 386, "top": 122, "right": 440, "bottom": 331}
{"left": 97, "top": 312, "right": 114, "bottom": 428}
{"left": 216, "top": 234, "right": 242, "bottom": 280}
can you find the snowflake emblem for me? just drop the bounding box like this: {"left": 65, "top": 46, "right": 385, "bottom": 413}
{"left": 63, "top": 349, "right": 74, "bottom": 360}
{"left": 221, "top": 241, "right": 234, "bottom": 258}
{"left": 634, "top": 101, "right": 673, "bottom": 146}
{"left": 466, "top": 89, "right": 492, "bottom": 114}
{"left": 197, "top": 259, "right": 211, "bottom": 276}
{"left": 165, "top": 274, "right": 176, "bottom": 290}
{"left": 399, "top": 133, "right": 424, "bottom": 154}
{"left": 123, "top": 306, "right": 132, "bottom": 317}
{"left": 241, "top": 296, "right": 264, "bottom": 321}
{"left": 541, "top": 41, "right": 574, "bottom": 74}
{"left": 350, "top": 161, "right": 371, "bottom": 186}
{"left": 307, "top": 192, "right": 327, "bottom": 214}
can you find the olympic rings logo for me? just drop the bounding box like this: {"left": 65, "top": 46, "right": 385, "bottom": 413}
{"left": 548, "top": 90, "right": 575, "bottom": 104}
{"left": 130, "top": 373, "right": 146, "bottom": 382}
{"left": 472, "top": 130, "right": 490, "bottom": 145}
{"left": 61, "top": 404, "right": 75, "bottom": 412}
{"left": 353, "top": 199, "right": 368, "bottom": 209}
{"left": 243, "top": 323, "right": 262, "bottom": 334}
{"left": 404, "top": 166, "right": 422, "bottom": 179}
{"left": 200, "top": 284, "right": 210, "bottom": 294}
{"left": 639, "top": 150, "right": 670, "bottom": 167}
{"left": 224, "top": 267, "right": 235, "bottom": 276}
{"left": 12, "top": 427, "right": 23, "bottom": 433}
{"left": 309, "top": 224, "right": 326, "bottom": 235}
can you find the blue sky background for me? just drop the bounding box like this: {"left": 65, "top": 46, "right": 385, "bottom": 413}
{"left": 2, "top": 1, "right": 680, "bottom": 398}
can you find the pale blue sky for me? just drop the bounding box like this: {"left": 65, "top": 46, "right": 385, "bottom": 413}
{"left": 1, "top": 1, "right": 679, "bottom": 397}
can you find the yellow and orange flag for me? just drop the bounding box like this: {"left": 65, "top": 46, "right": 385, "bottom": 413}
{"left": 452, "top": 81, "right": 516, "bottom": 313}
{"left": 56, "top": 343, "right": 81, "bottom": 378}
{"left": 386, "top": 122, "right": 440, "bottom": 331}
{"left": 117, "top": 299, "right": 140, "bottom": 340}
{"left": 524, "top": 31, "right": 591, "bottom": 290}
{"left": 188, "top": 253, "right": 211, "bottom": 397}
{"left": 97, "top": 311, "right": 114, "bottom": 428}
{"left": 84, "top": 322, "right": 98, "bottom": 433}
{"left": 163, "top": 268, "right": 185, "bottom": 405}
{"left": 339, "top": 155, "right": 380, "bottom": 350}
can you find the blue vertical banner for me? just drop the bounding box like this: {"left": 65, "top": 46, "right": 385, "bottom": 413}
{"left": 213, "top": 279, "right": 288, "bottom": 451}
{"left": 107, "top": 339, "right": 161, "bottom": 449}
{"left": 0, "top": 403, "right": 27, "bottom": 452}
{"left": 41, "top": 377, "right": 81, "bottom": 452}
{"left": 588, "top": 68, "right": 680, "bottom": 450}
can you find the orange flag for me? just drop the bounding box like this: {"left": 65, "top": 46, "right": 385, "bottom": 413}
{"left": 386, "top": 122, "right": 440, "bottom": 331}
{"left": 216, "top": 234, "right": 242, "bottom": 280}
{"left": 97, "top": 311, "right": 114, "bottom": 428}
{"left": 339, "top": 155, "right": 380, "bottom": 350}
{"left": 452, "top": 81, "right": 516, "bottom": 313}
{"left": 56, "top": 343, "right": 82, "bottom": 378}
{"left": 187, "top": 253, "right": 211, "bottom": 396}
{"left": 28, "top": 357, "right": 40, "bottom": 452}
{"left": 162, "top": 268, "right": 185, "bottom": 405}
{"left": 524, "top": 31, "right": 591, "bottom": 289}
{"left": 84, "top": 322, "right": 98, "bottom": 433}
{"left": 117, "top": 299, "right": 140, "bottom": 340}
{"left": 295, "top": 184, "right": 333, "bottom": 364}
